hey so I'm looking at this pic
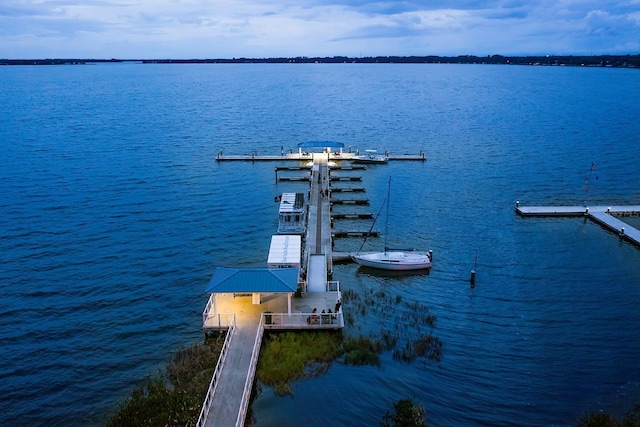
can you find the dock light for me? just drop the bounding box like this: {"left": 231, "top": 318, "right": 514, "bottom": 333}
{"left": 585, "top": 207, "right": 589, "bottom": 215}
{"left": 607, "top": 207, "right": 611, "bottom": 213}
{"left": 621, "top": 227, "right": 625, "bottom": 236}
{"left": 516, "top": 201, "right": 520, "bottom": 208}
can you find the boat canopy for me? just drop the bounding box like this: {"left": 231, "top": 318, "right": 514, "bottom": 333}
{"left": 297, "top": 141, "right": 345, "bottom": 149}
{"left": 206, "top": 267, "right": 299, "bottom": 293}
{"left": 267, "top": 235, "right": 301, "bottom": 268}
{"left": 278, "top": 193, "right": 305, "bottom": 213}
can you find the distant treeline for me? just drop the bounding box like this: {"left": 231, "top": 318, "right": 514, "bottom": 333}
{"left": 2, "top": 55, "right": 639, "bottom": 68}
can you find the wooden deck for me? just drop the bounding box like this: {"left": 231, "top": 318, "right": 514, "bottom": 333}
{"left": 515, "top": 203, "right": 640, "bottom": 247}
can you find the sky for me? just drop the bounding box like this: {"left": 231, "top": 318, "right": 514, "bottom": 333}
{"left": 1, "top": 0, "right": 639, "bottom": 59}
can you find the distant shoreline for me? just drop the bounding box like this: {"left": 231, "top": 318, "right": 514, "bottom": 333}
{"left": 1, "top": 54, "right": 639, "bottom": 68}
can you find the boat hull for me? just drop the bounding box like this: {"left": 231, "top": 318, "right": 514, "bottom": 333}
{"left": 352, "top": 251, "right": 432, "bottom": 271}
{"left": 352, "top": 157, "right": 388, "bottom": 164}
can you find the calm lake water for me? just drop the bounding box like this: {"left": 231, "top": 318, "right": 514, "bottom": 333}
{"left": 1, "top": 63, "right": 640, "bottom": 426}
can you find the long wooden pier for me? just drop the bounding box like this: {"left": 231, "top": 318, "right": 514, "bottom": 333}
{"left": 198, "top": 147, "right": 427, "bottom": 426}
{"left": 199, "top": 153, "right": 345, "bottom": 427}
{"left": 515, "top": 202, "right": 640, "bottom": 247}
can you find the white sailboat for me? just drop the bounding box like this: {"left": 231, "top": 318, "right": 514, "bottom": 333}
{"left": 352, "top": 177, "right": 432, "bottom": 271}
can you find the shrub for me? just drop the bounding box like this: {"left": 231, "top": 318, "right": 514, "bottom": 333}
{"left": 382, "top": 398, "right": 428, "bottom": 427}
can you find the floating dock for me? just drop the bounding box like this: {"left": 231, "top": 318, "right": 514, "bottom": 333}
{"left": 330, "top": 186, "right": 366, "bottom": 193}
{"left": 515, "top": 202, "right": 640, "bottom": 247}
{"left": 331, "top": 213, "right": 374, "bottom": 220}
{"left": 332, "top": 230, "right": 379, "bottom": 238}
{"left": 331, "top": 198, "right": 369, "bottom": 205}
{"left": 216, "top": 150, "right": 426, "bottom": 162}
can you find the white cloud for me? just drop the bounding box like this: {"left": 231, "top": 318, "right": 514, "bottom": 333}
{"left": 0, "top": 0, "right": 638, "bottom": 58}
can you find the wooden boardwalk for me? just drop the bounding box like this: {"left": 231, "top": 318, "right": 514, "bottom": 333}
{"left": 202, "top": 309, "right": 261, "bottom": 427}
{"left": 515, "top": 203, "right": 640, "bottom": 247}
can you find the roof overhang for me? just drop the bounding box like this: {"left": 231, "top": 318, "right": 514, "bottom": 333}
{"left": 206, "top": 267, "right": 299, "bottom": 293}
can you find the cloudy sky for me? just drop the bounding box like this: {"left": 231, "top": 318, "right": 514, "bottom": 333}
{"left": 1, "top": 0, "right": 639, "bottom": 59}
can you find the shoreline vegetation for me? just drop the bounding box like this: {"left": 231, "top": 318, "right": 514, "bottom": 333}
{"left": 107, "top": 332, "right": 226, "bottom": 427}
{"left": 2, "top": 54, "right": 639, "bottom": 68}
{"left": 106, "top": 287, "right": 640, "bottom": 425}
{"left": 108, "top": 289, "right": 445, "bottom": 425}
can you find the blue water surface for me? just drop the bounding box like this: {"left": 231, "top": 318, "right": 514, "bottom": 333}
{"left": 1, "top": 63, "right": 639, "bottom": 426}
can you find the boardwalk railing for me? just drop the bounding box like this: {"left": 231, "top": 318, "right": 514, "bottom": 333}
{"left": 203, "top": 312, "right": 237, "bottom": 330}
{"left": 327, "top": 280, "right": 340, "bottom": 292}
{"left": 202, "top": 294, "right": 215, "bottom": 326}
{"left": 264, "top": 311, "right": 344, "bottom": 329}
{"left": 236, "top": 314, "right": 266, "bottom": 427}
{"left": 196, "top": 314, "right": 237, "bottom": 427}
{"left": 202, "top": 294, "right": 237, "bottom": 329}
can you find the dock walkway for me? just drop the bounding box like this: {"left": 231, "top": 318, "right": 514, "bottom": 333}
{"left": 199, "top": 152, "right": 343, "bottom": 427}
{"left": 203, "top": 310, "right": 261, "bottom": 427}
{"left": 515, "top": 203, "right": 640, "bottom": 247}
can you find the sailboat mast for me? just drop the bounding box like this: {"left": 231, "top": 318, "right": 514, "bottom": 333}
{"left": 384, "top": 177, "right": 390, "bottom": 254}
{"left": 356, "top": 196, "right": 386, "bottom": 254}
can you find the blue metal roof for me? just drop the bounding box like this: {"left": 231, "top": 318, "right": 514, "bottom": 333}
{"left": 205, "top": 267, "right": 299, "bottom": 293}
{"left": 297, "top": 140, "right": 345, "bottom": 148}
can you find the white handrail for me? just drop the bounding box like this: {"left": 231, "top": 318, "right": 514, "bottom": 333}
{"left": 195, "top": 314, "right": 236, "bottom": 427}
{"left": 327, "top": 280, "right": 340, "bottom": 292}
{"left": 201, "top": 294, "right": 215, "bottom": 327}
{"left": 262, "top": 311, "right": 343, "bottom": 328}
{"left": 236, "top": 314, "right": 266, "bottom": 427}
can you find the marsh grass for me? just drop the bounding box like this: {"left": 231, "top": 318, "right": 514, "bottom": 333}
{"left": 342, "top": 335, "right": 385, "bottom": 366}
{"left": 257, "top": 331, "right": 390, "bottom": 395}
{"left": 107, "top": 331, "right": 226, "bottom": 427}
{"left": 342, "top": 287, "right": 442, "bottom": 363}
{"left": 257, "top": 331, "right": 342, "bottom": 395}
{"left": 257, "top": 320, "right": 436, "bottom": 397}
